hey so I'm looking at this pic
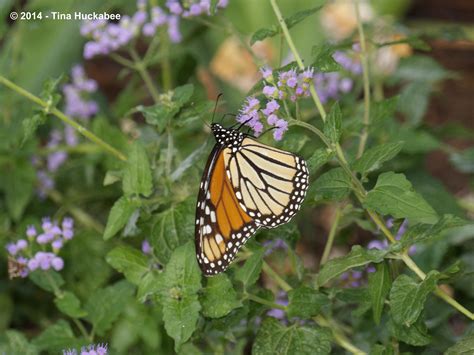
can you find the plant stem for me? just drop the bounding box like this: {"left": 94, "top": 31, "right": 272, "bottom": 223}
{"left": 0, "top": 76, "right": 127, "bottom": 161}
{"left": 159, "top": 30, "right": 172, "bottom": 91}
{"left": 269, "top": 0, "right": 327, "bottom": 121}
{"left": 247, "top": 293, "right": 287, "bottom": 310}
{"left": 129, "top": 48, "right": 160, "bottom": 103}
{"left": 72, "top": 318, "right": 92, "bottom": 342}
{"left": 321, "top": 207, "right": 342, "bottom": 265}
{"left": 262, "top": 260, "right": 365, "bottom": 354}
{"left": 354, "top": 0, "right": 371, "bottom": 158}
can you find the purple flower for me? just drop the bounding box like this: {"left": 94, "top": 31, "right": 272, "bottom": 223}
{"left": 263, "top": 85, "right": 277, "bottom": 98}
{"left": 79, "top": 343, "right": 108, "bottom": 355}
{"left": 367, "top": 240, "right": 388, "bottom": 250}
{"left": 340, "top": 269, "right": 365, "bottom": 288}
{"left": 151, "top": 7, "right": 168, "bottom": 26}
{"left": 6, "top": 243, "right": 18, "bottom": 256}
{"left": 63, "top": 228, "right": 74, "bottom": 240}
{"left": 36, "top": 170, "right": 54, "bottom": 198}
{"left": 142, "top": 240, "right": 152, "bottom": 254}
{"left": 16, "top": 239, "right": 28, "bottom": 250}
{"left": 273, "top": 119, "right": 288, "bottom": 141}
{"left": 52, "top": 239, "right": 64, "bottom": 251}
{"left": 167, "top": 1, "right": 183, "bottom": 15}
{"left": 62, "top": 217, "right": 74, "bottom": 230}
{"left": 262, "top": 100, "right": 280, "bottom": 116}
{"left": 51, "top": 257, "right": 64, "bottom": 271}
{"left": 27, "top": 225, "right": 37, "bottom": 238}
{"left": 28, "top": 258, "right": 39, "bottom": 271}
{"left": 63, "top": 66, "right": 98, "bottom": 120}
{"left": 143, "top": 22, "right": 156, "bottom": 36}
{"left": 267, "top": 291, "right": 288, "bottom": 321}
{"left": 167, "top": 16, "right": 182, "bottom": 43}
{"left": 263, "top": 238, "right": 288, "bottom": 256}
{"left": 42, "top": 217, "right": 53, "bottom": 231}
{"left": 260, "top": 67, "right": 273, "bottom": 81}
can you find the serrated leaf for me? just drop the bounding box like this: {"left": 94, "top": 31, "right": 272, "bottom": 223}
{"left": 371, "top": 96, "right": 399, "bottom": 127}
{"left": 314, "top": 167, "right": 351, "bottom": 201}
{"left": 398, "top": 81, "right": 431, "bottom": 126}
{"left": 287, "top": 286, "right": 329, "bottom": 319}
{"left": 311, "top": 44, "right": 342, "bottom": 72}
{"left": 389, "top": 271, "right": 439, "bottom": 326}
{"left": 106, "top": 245, "right": 150, "bottom": 285}
{"left": 364, "top": 172, "right": 438, "bottom": 224}
{"left": 368, "top": 262, "right": 391, "bottom": 324}
{"left": 318, "top": 246, "right": 387, "bottom": 286}
{"left": 252, "top": 318, "right": 332, "bottom": 355}
{"left": 250, "top": 28, "right": 278, "bottom": 45}
{"left": 235, "top": 248, "right": 264, "bottom": 288}
{"left": 324, "top": 103, "right": 342, "bottom": 144}
{"left": 1, "top": 330, "right": 38, "bottom": 355}
{"left": 396, "top": 127, "right": 440, "bottom": 154}
{"left": 123, "top": 141, "right": 153, "bottom": 197}
{"left": 250, "top": 6, "right": 322, "bottom": 45}
{"left": 353, "top": 142, "right": 404, "bottom": 175}
{"left": 173, "top": 83, "right": 194, "bottom": 106}
{"left": 29, "top": 270, "right": 64, "bottom": 293}
{"left": 307, "top": 148, "right": 333, "bottom": 175}
{"left": 85, "top": 280, "right": 135, "bottom": 336}
{"left": 157, "top": 242, "right": 201, "bottom": 352}
{"left": 401, "top": 214, "right": 468, "bottom": 247}
{"left": 389, "top": 317, "right": 431, "bottom": 346}
{"left": 201, "top": 274, "right": 240, "bottom": 318}
{"left": 149, "top": 198, "right": 194, "bottom": 264}
{"left": 103, "top": 196, "right": 139, "bottom": 240}
{"left": 22, "top": 113, "right": 46, "bottom": 144}
{"left": 445, "top": 333, "right": 474, "bottom": 355}
{"left": 54, "top": 291, "right": 87, "bottom": 318}
{"left": 32, "top": 320, "right": 78, "bottom": 353}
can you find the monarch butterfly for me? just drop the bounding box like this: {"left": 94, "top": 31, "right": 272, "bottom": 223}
{"left": 195, "top": 120, "right": 309, "bottom": 276}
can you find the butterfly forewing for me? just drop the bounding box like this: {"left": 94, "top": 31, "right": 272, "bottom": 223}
{"left": 195, "top": 145, "right": 259, "bottom": 276}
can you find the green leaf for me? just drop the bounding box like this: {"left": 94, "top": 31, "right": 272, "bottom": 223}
{"left": 250, "top": 28, "right": 278, "bottom": 45}
{"left": 311, "top": 44, "right": 342, "bottom": 72}
{"left": 252, "top": 318, "right": 332, "bottom": 355}
{"left": 368, "top": 262, "right": 391, "bottom": 324}
{"left": 324, "top": 103, "right": 342, "bottom": 144}
{"left": 317, "top": 246, "right": 387, "bottom": 286}
{"left": 389, "top": 317, "right": 431, "bottom": 346}
{"left": 401, "top": 214, "right": 468, "bottom": 247}
{"left": 103, "top": 196, "right": 139, "bottom": 240}
{"left": 149, "top": 198, "right": 195, "bottom": 264}
{"left": 353, "top": 142, "right": 404, "bottom": 175}
{"left": 398, "top": 81, "right": 431, "bottom": 126}
{"left": 287, "top": 286, "right": 329, "bottom": 319}
{"left": 314, "top": 168, "right": 352, "bottom": 201}
{"left": 364, "top": 172, "right": 438, "bottom": 224}
{"left": 393, "top": 55, "right": 450, "bottom": 83}
{"left": 106, "top": 245, "right": 150, "bottom": 285}
{"left": 449, "top": 147, "right": 474, "bottom": 173}
{"left": 371, "top": 96, "right": 399, "bottom": 127}
{"left": 284, "top": 5, "right": 324, "bottom": 29}
{"left": 200, "top": 274, "right": 240, "bottom": 318}
{"left": 173, "top": 83, "right": 194, "bottom": 106}
{"left": 1, "top": 330, "right": 38, "bottom": 355}
{"left": 376, "top": 36, "right": 430, "bottom": 51}
{"left": 54, "top": 291, "right": 87, "bottom": 318}
{"left": 32, "top": 320, "right": 78, "bottom": 353}
{"left": 389, "top": 271, "right": 439, "bottom": 326}
{"left": 3, "top": 159, "right": 35, "bottom": 221}
{"left": 85, "top": 280, "right": 135, "bottom": 336}
{"left": 307, "top": 148, "right": 333, "bottom": 175}
{"left": 123, "top": 141, "right": 153, "bottom": 197}
{"left": 157, "top": 242, "right": 201, "bottom": 352}
{"left": 22, "top": 113, "right": 46, "bottom": 144}
{"left": 235, "top": 248, "right": 264, "bottom": 288}
{"left": 445, "top": 333, "right": 474, "bottom": 355}
{"left": 29, "top": 270, "right": 65, "bottom": 293}
{"left": 396, "top": 127, "right": 440, "bottom": 154}
{"left": 250, "top": 6, "right": 322, "bottom": 45}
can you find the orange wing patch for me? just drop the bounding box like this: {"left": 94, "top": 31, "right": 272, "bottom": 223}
{"left": 196, "top": 148, "right": 258, "bottom": 276}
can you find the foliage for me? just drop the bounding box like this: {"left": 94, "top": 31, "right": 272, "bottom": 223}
{"left": 0, "top": 0, "right": 473, "bottom": 354}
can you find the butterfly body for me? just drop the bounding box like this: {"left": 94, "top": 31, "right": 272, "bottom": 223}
{"left": 195, "top": 123, "right": 309, "bottom": 276}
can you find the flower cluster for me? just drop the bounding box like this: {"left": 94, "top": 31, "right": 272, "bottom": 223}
{"left": 63, "top": 343, "right": 108, "bottom": 355}
{"left": 81, "top": 0, "right": 229, "bottom": 59}
{"left": 263, "top": 238, "right": 288, "bottom": 256}
{"left": 368, "top": 218, "right": 415, "bottom": 255}
{"left": 6, "top": 217, "right": 74, "bottom": 279}
{"left": 63, "top": 65, "right": 98, "bottom": 120}
{"left": 267, "top": 291, "right": 288, "bottom": 322}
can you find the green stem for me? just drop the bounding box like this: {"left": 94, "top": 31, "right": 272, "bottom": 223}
{"left": 109, "top": 53, "right": 135, "bottom": 69}
{"left": 129, "top": 48, "right": 160, "bottom": 103}
{"left": 247, "top": 293, "right": 287, "bottom": 310}
{"left": 262, "top": 261, "right": 365, "bottom": 354}
{"left": 269, "top": 0, "right": 327, "bottom": 121}
{"left": 321, "top": 207, "right": 342, "bottom": 265}
{"left": 0, "top": 76, "right": 127, "bottom": 161}
{"left": 354, "top": 0, "right": 371, "bottom": 158}
{"left": 72, "top": 318, "right": 92, "bottom": 342}
{"left": 159, "top": 30, "right": 172, "bottom": 91}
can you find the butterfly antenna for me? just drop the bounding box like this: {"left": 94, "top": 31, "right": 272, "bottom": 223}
{"left": 211, "top": 93, "right": 224, "bottom": 124}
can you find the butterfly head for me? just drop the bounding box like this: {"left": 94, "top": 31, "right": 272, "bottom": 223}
{"left": 211, "top": 123, "right": 244, "bottom": 149}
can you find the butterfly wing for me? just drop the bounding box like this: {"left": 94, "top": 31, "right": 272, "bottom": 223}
{"left": 195, "top": 144, "right": 259, "bottom": 276}
{"left": 224, "top": 137, "right": 309, "bottom": 228}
